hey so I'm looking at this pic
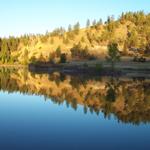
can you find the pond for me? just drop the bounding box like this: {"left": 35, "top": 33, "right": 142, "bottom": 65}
{"left": 0, "top": 68, "right": 150, "bottom": 150}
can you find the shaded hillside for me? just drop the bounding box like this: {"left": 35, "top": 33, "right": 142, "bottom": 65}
{"left": 0, "top": 11, "right": 150, "bottom": 64}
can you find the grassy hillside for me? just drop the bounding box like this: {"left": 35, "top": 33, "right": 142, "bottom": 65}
{"left": 0, "top": 11, "right": 150, "bottom": 64}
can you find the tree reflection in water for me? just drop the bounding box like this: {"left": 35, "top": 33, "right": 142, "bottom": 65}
{"left": 0, "top": 67, "right": 150, "bottom": 125}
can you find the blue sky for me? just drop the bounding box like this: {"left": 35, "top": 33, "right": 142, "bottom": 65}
{"left": 0, "top": 0, "right": 150, "bottom": 37}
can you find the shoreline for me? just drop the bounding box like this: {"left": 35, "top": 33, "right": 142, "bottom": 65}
{"left": 0, "top": 64, "right": 27, "bottom": 68}
{"left": 0, "top": 60, "right": 150, "bottom": 78}
{"left": 28, "top": 60, "right": 150, "bottom": 78}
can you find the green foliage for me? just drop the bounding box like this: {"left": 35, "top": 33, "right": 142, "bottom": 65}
{"left": 106, "top": 15, "right": 115, "bottom": 24}
{"left": 86, "top": 19, "right": 90, "bottom": 28}
{"left": 1, "top": 11, "right": 150, "bottom": 64}
{"left": 50, "top": 27, "right": 66, "bottom": 36}
{"left": 56, "top": 46, "right": 61, "bottom": 57}
{"left": 92, "top": 19, "right": 97, "bottom": 26}
{"left": 120, "top": 11, "right": 146, "bottom": 26}
{"left": 0, "top": 37, "right": 20, "bottom": 63}
{"left": 0, "top": 39, "right": 10, "bottom": 63}
{"left": 48, "top": 47, "right": 67, "bottom": 64}
{"left": 73, "top": 22, "right": 80, "bottom": 34}
{"left": 30, "top": 56, "right": 37, "bottom": 64}
{"left": 106, "top": 42, "right": 120, "bottom": 70}
{"left": 105, "top": 85, "right": 116, "bottom": 102}
{"left": 97, "top": 18, "right": 103, "bottom": 25}
{"left": 70, "top": 43, "right": 90, "bottom": 59}
{"left": 68, "top": 24, "right": 72, "bottom": 32}
{"left": 60, "top": 53, "right": 67, "bottom": 63}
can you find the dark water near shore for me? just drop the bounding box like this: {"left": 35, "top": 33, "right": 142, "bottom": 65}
{"left": 0, "top": 68, "right": 150, "bottom": 150}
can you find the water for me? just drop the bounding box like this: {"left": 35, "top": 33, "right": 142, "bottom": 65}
{"left": 0, "top": 68, "right": 150, "bottom": 150}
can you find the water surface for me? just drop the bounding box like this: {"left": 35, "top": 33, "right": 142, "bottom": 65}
{"left": 0, "top": 68, "right": 150, "bottom": 150}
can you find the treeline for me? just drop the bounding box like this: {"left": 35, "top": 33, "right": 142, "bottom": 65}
{"left": 0, "top": 11, "right": 150, "bottom": 64}
{"left": 0, "top": 37, "right": 19, "bottom": 63}
{"left": 0, "top": 35, "right": 31, "bottom": 63}
{"left": 101, "top": 11, "right": 150, "bottom": 54}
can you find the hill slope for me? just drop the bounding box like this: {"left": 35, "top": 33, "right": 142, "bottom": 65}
{"left": 0, "top": 11, "right": 150, "bottom": 64}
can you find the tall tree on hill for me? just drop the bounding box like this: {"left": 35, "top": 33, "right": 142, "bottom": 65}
{"left": 106, "top": 42, "right": 120, "bottom": 70}
{"left": 74, "top": 22, "right": 80, "bottom": 34}
{"left": 86, "top": 19, "right": 90, "bottom": 28}
{"left": 68, "top": 24, "right": 72, "bottom": 32}
{"left": 56, "top": 46, "right": 61, "bottom": 57}
{"left": 107, "top": 16, "right": 111, "bottom": 24}
{"left": 97, "top": 18, "right": 103, "bottom": 25}
{"left": 0, "top": 39, "right": 11, "bottom": 63}
{"left": 92, "top": 19, "right": 97, "bottom": 26}
{"left": 107, "top": 15, "right": 114, "bottom": 24}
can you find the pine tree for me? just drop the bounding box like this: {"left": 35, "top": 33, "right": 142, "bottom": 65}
{"left": 74, "top": 22, "right": 80, "bottom": 34}
{"left": 97, "top": 18, "right": 103, "bottom": 25}
{"left": 106, "top": 42, "right": 120, "bottom": 70}
{"left": 56, "top": 46, "right": 61, "bottom": 57}
{"left": 92, "top": 19, "right": 97, "bottom": 26}
{"left": 86, "top": 19, "right": 90, "bottom": 28}
{"left": 68, "top": 24, "right": 72, "bottom": 32}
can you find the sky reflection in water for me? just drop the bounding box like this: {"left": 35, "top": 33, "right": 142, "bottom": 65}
{"left": 0, "top": 68, "right": 150, "bottom": 150}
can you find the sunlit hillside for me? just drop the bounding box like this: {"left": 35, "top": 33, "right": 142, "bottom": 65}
{"left": 0, "top": 11, "right": 150, "bottom": 64}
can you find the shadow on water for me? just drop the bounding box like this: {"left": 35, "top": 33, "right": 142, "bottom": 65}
{"left": 0, "top": 67, "right": 150, "bottom": 125}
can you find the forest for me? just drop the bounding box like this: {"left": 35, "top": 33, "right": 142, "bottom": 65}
{"left": 0, "top": 11, "right": 150, "bottom": 64}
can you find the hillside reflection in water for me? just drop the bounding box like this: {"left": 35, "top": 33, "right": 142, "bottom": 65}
{"left": 0, "top": 67, "right": 150, "bottom": 125}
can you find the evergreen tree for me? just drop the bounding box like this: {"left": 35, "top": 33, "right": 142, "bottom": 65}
{"left": 92, "top": 19, "right": 97, "bottom": 26}
{"left": 1, "top": 39, "right": 9, "bottom": 63}
{"left": 97, "top": 18, "right": 103, "bottom": 25}
{"left": 68, "top": 24, "right": 72, "bottom": 32}
{"left": 106, "top": 42, "right": 120, "bottom": 70}
{"left": 60, "top": 53, "right": 67, "bottom": 63}
{"left": 74, "top": 22, "right": 80, "bottom": 34}
{"left": 56, "top": 46, "right": 61, "bottom": 57}
{"left": 86, "top": 19, "right": 90, "bottom": 28}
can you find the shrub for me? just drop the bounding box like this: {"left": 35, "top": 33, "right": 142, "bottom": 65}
{"left": 70, "top": 44, "right": 90, "bottom": 59}
{"left": 30, "top": 56, "right": 37, "bottom": 64}
{"left": 56, "top": 46, "right": 61, "bottom": 57}
{"left": 60, "top": 53, "right": 67, "bottom": 63}
{"left": 106, "top": 42, "right": 120, "bottom": 70}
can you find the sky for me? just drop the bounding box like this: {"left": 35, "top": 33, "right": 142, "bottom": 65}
{"left": 0, "top": 0, "right": 150, "bottom": 37}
